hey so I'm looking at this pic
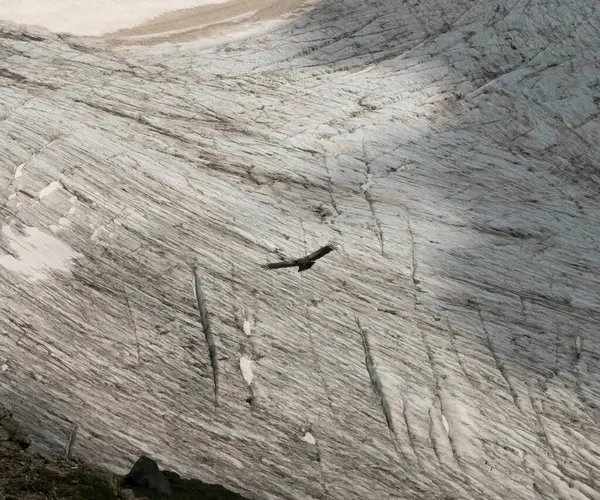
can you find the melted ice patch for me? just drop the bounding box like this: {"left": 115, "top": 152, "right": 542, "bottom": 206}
{"left": 301, "top": 432, "right": 316, "bottom": 445}
{"left": 38, "top": 180, "right": 61, "bottom": 200}
{"left": 0, "top": 224, "right": 82, "bottom": 280}
{"left": 14, "top": 163, "right": 25, "bottom": 179}
{"left": 239, "top": 355, "right": 254, "bottom": 385}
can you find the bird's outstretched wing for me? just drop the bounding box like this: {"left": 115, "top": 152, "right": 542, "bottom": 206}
{"left": 303, "top": 239, "right": 339, "bottom": 262}
{"left": 261, "top": 259, "right": 299, "bottom": 270}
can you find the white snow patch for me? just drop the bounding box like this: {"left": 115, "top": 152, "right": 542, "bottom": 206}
{"left": 0, "top": 224, "right": 82, "bottom": 281}
{"left": 8, "top": 193, "right": 16, "bottom": 200}
{"left": 441, "top": 414, "right": 449, "bottom": 435}
{"left": 301, "top": 432, "right": 316, "bottom": 445}
{"left": 38, "top": 180, "right": 61, "bottom": 200}
{"left": 243, "top": 319, "right": 252, "bottom": 336}
{"left": 239, "top": 355, "right": 254, "bottom": 385}
{"left": 14, "top": 163, "right": 25, "bottom": 179}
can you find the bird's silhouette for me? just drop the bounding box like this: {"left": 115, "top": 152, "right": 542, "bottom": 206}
{"left": 261, "top": 240, "right": 339, "bottom": 272}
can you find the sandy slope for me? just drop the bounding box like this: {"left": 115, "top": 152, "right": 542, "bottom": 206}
{"left": 106, "top": 0, "right": 318, "bottom": 46}
{"left": 0, "top": 0, "right": 238, "bottom": 36}
{"left": 0, "top": 0, "right": 314, "bottom": 44}
{"left": 1, "top": 0, "right": 600, "bottom": 499}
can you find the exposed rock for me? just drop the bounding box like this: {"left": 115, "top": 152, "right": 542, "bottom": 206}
{"left": 123, "top": 455, "right": 171, "bottom": 496}
{"left": 0, "top": 403, "right": 31, "bottom": 450}
{"left": 122, "top": 455, "right": 249, "bottom": 499}
{"left": 161, "top": 468, "right": 250, "bottom": 499}
{"left": 0, "top": 432, "right": 122, "bottom": 499}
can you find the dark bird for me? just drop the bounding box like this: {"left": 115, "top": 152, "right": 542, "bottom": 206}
{"left": 261, "top": 240, "right": 339, "bottom": 272}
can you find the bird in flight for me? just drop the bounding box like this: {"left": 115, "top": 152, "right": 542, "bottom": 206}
{"left": 261, "top": 240, "right": 339, "bottom": 272}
